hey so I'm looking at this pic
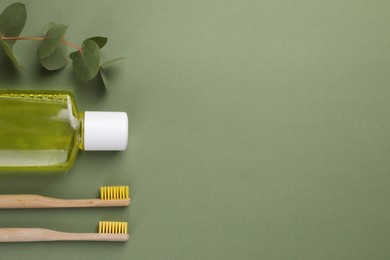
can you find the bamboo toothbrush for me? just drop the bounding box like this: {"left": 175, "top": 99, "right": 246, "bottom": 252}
{"left": 0, "top": 221, "right": 129, "bottom": 242}
{"left": 0, "top": 186, "right": 130, "bottom": 209}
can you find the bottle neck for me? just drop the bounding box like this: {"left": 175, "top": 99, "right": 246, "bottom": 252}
{"left": 78, "top": 112, "right": 85, "bottom": 150}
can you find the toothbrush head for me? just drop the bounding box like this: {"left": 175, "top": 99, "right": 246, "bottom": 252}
{"left": 98, "top": 221, "right": 128, "bottom": 234}
{"left": 100, "top": 186, "right": 129, "bottom": 200}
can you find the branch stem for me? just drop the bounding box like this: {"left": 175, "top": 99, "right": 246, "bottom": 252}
{"left": 60, "top": 39, "right": 82, "bottom": 52}
{"left": 0, "top": 36, "right": 47, "bottom": 41}
{"left": 0, "top": 36, "right": 82, "bottom": 52}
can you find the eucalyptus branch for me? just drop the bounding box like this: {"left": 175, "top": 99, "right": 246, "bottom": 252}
{"left": 0, "top": 2, "right": 123, "bottom": 87}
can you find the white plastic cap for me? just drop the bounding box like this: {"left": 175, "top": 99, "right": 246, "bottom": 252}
{"left": 84, "top": 111, "right": 128, "bottom": 151}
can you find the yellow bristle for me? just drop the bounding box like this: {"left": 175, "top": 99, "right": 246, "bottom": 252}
{"left": 100, "top": 186, "right": 129, "bottom": 200}
{"left": 98, "top": 222, "right": 101, "bottom": 233}
{"left": 98, "top": 221, "right": 128, "bottom": 234}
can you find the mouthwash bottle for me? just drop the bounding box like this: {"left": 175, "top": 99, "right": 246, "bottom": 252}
{"left": 0, "top": 90, "right": 128, "bottom": 172}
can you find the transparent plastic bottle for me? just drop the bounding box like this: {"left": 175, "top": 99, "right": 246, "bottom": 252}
{"left": 0, "top": 90, "right": 128, "bottom": 172}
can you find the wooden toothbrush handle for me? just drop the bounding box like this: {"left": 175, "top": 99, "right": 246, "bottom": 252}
{"left": 0, "top": 194, "right": 130, "bottom": 208}
{"left": 0, "top": 228, "right": 129, "bottom": 242}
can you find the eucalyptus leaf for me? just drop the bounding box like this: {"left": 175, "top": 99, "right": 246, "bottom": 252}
{"left": 0, "top": 3, "right": 26, "bottom": 46}
{"left": 101, "top": 56, "right": 126, "bottom": 68}
{"left": 86, "top": 36, "right": 107, "bottom": 49}
{"left": 37, "top": 24, "right": 68, "bottom": 60}
{"left": 0, "top": 39, "right": 20, "bottom": 67}
{"left": 69, "top": 39, "right": 100, "bottom": 81}
{"left": 99, "top": 68, "right": 109, "bottom": 89}
{"left": 42, "top": 22, "right": 56, "bottom": 34}
{"left": 39, "top": 43, "right": 67, "bottom": 70}
{"left": 69, "top": 51, "right": 77, "bottom": 59}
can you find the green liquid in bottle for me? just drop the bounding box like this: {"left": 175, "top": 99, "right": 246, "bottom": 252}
{"left": 0, "top": 90, "right": 83, "bottom": 172}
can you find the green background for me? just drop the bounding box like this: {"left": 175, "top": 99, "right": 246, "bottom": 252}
{"left": 1, "top": 0, "right": 390, "bottom": 259}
